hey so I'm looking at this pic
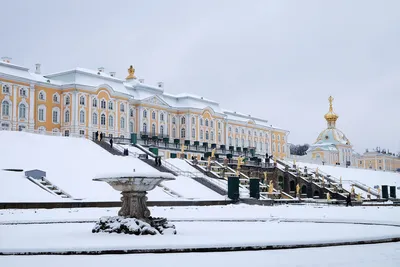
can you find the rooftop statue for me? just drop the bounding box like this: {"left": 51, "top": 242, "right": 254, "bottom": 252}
{"left": 126, "top": 65, "right": 136, "bottom": 80}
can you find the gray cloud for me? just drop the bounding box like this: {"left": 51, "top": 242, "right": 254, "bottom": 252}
{"left": 1, "top": 0, "right": 399, "bottom": 153}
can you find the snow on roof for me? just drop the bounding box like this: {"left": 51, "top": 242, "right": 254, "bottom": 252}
{"left": 93, "top": 172, "right": 175, "bottom": 180}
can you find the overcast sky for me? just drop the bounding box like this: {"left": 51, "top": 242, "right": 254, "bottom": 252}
{"left": 1, "top": 0, "right": 399, "bottom": 154}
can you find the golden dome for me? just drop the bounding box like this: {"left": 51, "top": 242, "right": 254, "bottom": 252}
{"left": 324, "top": 96, "right": 338, "bottom": 124}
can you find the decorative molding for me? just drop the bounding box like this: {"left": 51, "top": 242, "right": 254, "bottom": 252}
{"left": 142, "top": 95, "right": 170, "bottom": 107}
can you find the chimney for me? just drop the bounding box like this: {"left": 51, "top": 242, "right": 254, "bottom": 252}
{"left": 98, "top": 67, "right": 105, "bottom": 73}
{"left": 1, "top": 57, "right": 12, "bottom": 63}
{"left": 157, "top": 82, "right": 164, "bottom": 89}
{"left": 139, "top": 78, "right": 144, "bottom": 83}
{"left": 110, "top": 72, "right": 116, "bottom": 77}
{"left": 35, "top": 63, "right": 41, "bottom": 74}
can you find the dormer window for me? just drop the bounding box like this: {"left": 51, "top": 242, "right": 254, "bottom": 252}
{"left": 39, "top": 91, "right": 46, "bottom": 101}
{"left": 19, "top": 88, "right": 27, "bottom": 97}
{"left": 53, "top": 93, "right": 59, "bottom": 103}
{"left": 2, "top": 84, "right": 10, "bottom": 94}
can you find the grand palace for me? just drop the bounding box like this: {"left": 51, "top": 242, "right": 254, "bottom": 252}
{"left": 0, "top": 57, "right": 289, "bottom": 159}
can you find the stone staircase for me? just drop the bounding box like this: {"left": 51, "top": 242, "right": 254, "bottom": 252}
{"left": 26, "top": 175, "right": 72, "bottom": 199}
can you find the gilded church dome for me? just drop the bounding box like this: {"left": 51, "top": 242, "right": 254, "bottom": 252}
{"left": 324, "top": 96, "right": 339, "bottom": 125}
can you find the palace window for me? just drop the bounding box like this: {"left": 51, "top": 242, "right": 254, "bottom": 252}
{"left": 64, "top": 110, "right": 70, "bottom": 123}
{"left": 206, "top": 131, "right": 209, "bottom": 140}
{"left": 151, "top": 124, "right": 156, "bottom": 135}
{"left": 64, "top": 130, "right": 70, "bottom": 137}
{"left": 272, "top": 134, "right": 275, "bottom": 140}
{"left": 39, "top": 91, "right": 46, "bottom": 101}
{"left": 92, "top": 112, "right": 98, "bottom": 125}
{"left": 143, "top": 109, "right": 147, "bottom": 118}
{"left": 181, "top": 128, "right": 185, "bottom": 138}
{"left": 108, "top": 101, "right": 113, "bottom": 110}
{"left": 53, "top": 93, "right": 59, "bottom": 103}
{"left": 205, "top": 119, "right": 209, "bottom": 127}
{"left": 248, "top": 130, "right": 251, "bottom": 135}
{"left": 218, "top": 132, "right": 221, "bottom": 142}
{"left": 192, "top": 128, "right": 195, "bottom": 138}
{"left": 235, "top": 128, "right": 238, "bottom": 133}
{"left": 192, "top": 117, "right": 195, "bottom": 124}
{"left": 228, "top": 137, "right": 232, "bottom": 146}
{"left": 160, "top": 113, "right": 164, "bottom": 121}
{"left": 120, "top": 117, "right": 125, "bottom": 129}
{"left": 160, "top": 125, "right": 164, "bottom": 135}
{"left": 152, "top": 111, "right": 156, "bottom": 120}
{"left": 65, "top": 95, "right": 70, "bottom": 105}
{"left": 130, "top": 109, "right": 134, "bottom": 117}
{"left": 229, "top": 127, "right": 232, "bottom": 132}
{"left": 38, "top": 106, "right": 46, "bottom": 122}
{"left": 52, "top": 108, "right": 60, "bottom": 124}
{"left": 181, "top": 117, "right": 186, "bottom": 124}
{"left": 218, "top": 122, "right": 221, "bottom": 129}
{"left": 241, "top": 129, "right": 244, "bottom": 134}
{"left": 172, "top": 127, "right": 176, "bottom": 138}
{"left": 241, "top": 138, "right": 244, "bottom": 147}
{"left": 101, "top": 114, "right": 106, "bottom": 126}
{"left": 235, "top": 138, "right": 239, "bottom": 147}
{"left": 2, "top": 84, "right": 10, "bottom": 94}
{"left": 79, "top": 130, "right": 85, "bottom": 136}
{"left": 19, "top": 103, "right": 27, "bottom": 119}
{"left": 120, "top": 103, "right": 125, "bottom": 112}
{"left": 1, "top": 101, "right": 10, "bottom": 116}
{"left": 92, "top": 98, "right": 97, "bottom": 108}
{"left": 143, "top": 122, "right": 147, "bottom": 133}
{"left": 20, "top": 88, "right": 27, "bottom": 97}
{"left": 277, "top": 135, "right": 280, "bottom": 141}
{"left": 200, "top": 130, "right": 203, "bottom": 140}
{"left": 172, "top": 117, "right": 176, "bottom": 124}
{"left": 210, "top": 131, "right": 214, "bottom": 141}
{"left": 79, "top": 95, "right": 85, "bottom": 105}
{"left": 101, "top": 99, "right": 106, "bottom": 109}
{"left": 79, "top": 110, "right": 85, "bottom": 124}
{"left": 210, "top": 120, "right": 214, "bottom": 128}
{"left": 200, "top": 118, "right": 203, "bottom": 126}
{"left": 108, "top": 115, "right": 114, "bottom": 128}
{"left": 129, "top": 121, "right": 134, "bottom": 133}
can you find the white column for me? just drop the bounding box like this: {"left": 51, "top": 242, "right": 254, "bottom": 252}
{"left": 12, "top": 85, "right": 17, "bottom": 130}
{"left": 28, "top": 84, "right": 35, "bottom": 131}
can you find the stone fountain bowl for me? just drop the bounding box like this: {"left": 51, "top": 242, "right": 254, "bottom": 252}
{"left": 93, "top": 172, "right": 175, "bottom": 192}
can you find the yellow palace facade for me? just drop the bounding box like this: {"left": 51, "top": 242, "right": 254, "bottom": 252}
{"left": 0, "top": 57, "right": 289, "bottom": 159}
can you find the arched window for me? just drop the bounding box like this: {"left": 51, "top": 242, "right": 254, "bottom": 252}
{"left": 278, "top": 144, "right": 281, "bottom": 153}
{"left": 218, "top": 132, "right": 221, "bottom": 142}
{"left": 79, "top": 95, "right": 85, "bottom": 105}
{"left": 65, "top": 95, "right": 70, "bottom": 105}
{"left": 160, "top": 125, "right": 164, "bottom": 135}
{"left": 92, "top": 98, "right": 97, "bottom": 107}
{"left": 52, "top": 108, "right": 60, "bottom": 123}
{"left": 101, "top": 114, "right": 106, "bottom": 126}
{"left": 206, "top": 130, "right": 209, "bottom": 140}
{"left": 79, "top": 110, "right": 85, "bottom": 124}
{"left": 181, "top": 117, "right": 186, "bottom": 124}
{"left": 1, "top": 101, "right": 10, "bottom": 116}
{"left": 192, "top": 117, "right": 195, "bottom": 124}
{"left": 108, "top": 115, "right": 114, "bottom": 128}
{"left": 192, "top": 128, "right": 195, "bottom": 138}
{"left": 241, "top": 138, "right": 244, "bottom": 147}
{"left": 160, "top": 113, "right": 164, "bottom": 121}
{"left": 151, "top": 124, "right": 156, "bottom": 135}
{"left": 19, "top": 103, "right": 26, "bottom": 119}
{"left": 229, "top": 127, "right": 232, "bottom": 132}
{"left": 120, "top": 117, "right": 125, "bottom": 129}
{"left": 172, "top": 117, "right": 176, "bottom": 124}
{"left": 129, "top": 121, "right": 134, "bottom": 132}
{"left": 143, "top": 109, "right": 147, "bottom": 118}
{"left": 235, "top": 128, "right": 238, "bottom": 133}
{"left": 172, "top": 127, "right": 176, "bottom": 138}
{"left": 241, "top": 129, "right": 244, "bottom": 134}
{"left": 120, "top": 103, "right": 125, "bottom": 112}
{"left": 38, "top": 106, "right": 46, "bottom": 122}
{"left": 181, "top": 128, "right": 185, "bottom": 138}
{"left": 64, "top": 110, "right": 70, "bottom": 123}
{"left": 101, "top": 99, "right": 106, "bottom": 109}
{"left": 210, "top": 120, "right": 214, "bottom": 128}
{"left": 210, "top": 131, "right": 214, "bottom": 141}
{"left": 92, "top": 112, "right": 98, "bottom": 125}
{"left": 39, "top": 91, "right": 46, "bottom": 101}
{"left": 130, "top": 109, "right": 134, "bottom": 117}
{"left": 200, "top": 130, "right": 203, "bottom": 140}
{"left": 108, "top": 101, "right": 113, "bottom": 110}
{"left": 235, "top": 138, "right": 239, "bottom": 147}
{"left": 228, "top": 137, "right": 232, "bottom": 146}
{"left": 53, "top": 93, "right": 59, "bottom": 103}
{"left": 152, "top": 111, "right": 156, "bottom": 120}
{"left": 273, "top": 143, "right": 276, "bottom": 152}
{"left": 200, "top": 118, "right": 203, "bottom": 126}
{"left": 205, "top": 119, "right": 209, "bottom": 127}
{"left": 143, "top": 122, "right": 147, "bottom": 132}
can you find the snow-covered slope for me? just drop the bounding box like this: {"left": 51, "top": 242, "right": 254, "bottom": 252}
{"left": 295, "top": 161, "right": 400, "bottom": 196}
{"left": 0, "top": 131, "right": 171, "bottom": 201}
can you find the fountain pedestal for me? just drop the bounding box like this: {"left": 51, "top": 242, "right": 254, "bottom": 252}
{"left": 92, "top": 172, "right": 176, "bottom": 235}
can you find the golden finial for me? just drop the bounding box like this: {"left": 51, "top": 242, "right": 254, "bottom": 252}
{"left": 324, "top": 95, "right": 338, "bottom": 126}
{"left": 126, "top": 65, "right": 136, "bottom": 80}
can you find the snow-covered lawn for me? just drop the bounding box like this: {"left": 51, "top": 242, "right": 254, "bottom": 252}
{"left": 0, "top": 132, "right": 223, "bottom": 202}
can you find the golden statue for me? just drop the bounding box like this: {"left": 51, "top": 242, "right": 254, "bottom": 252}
{"left": 211, "top": 148, "right": 216, "bottom": 158}
{"left": 315, "top": 167, "right": 319, "bottom": 176}
{"left": 368, "top": 187, "right": 371, "bottom": 194}
{"left": 351, "top": 185, "right": 355, "bottom": 194}
{"left": 268, "top": 180, "right": 273, "bottom": 194}
{"left": 181, "top": 143, "right": 185, "bottom": 153}
{"left": 357, "top": 193, "right": 361, "bottom": 201}
{"left": 293, "top": 159, "right": 296, "bottom": 165}
{"left": 263, "top": 172, "right": 267, "bottom": 180}
{"left": 296, "top": 183, "right": 300, "bottom": 196}
{"left": 126, "top": 65, "right": 136, "bottom": 80}
{"left": 327, "top": 192, "right": 331, "bottom": 201}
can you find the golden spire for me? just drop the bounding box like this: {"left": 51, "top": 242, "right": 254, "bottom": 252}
{"left": 324, "top": 96, "right": 338, "bottom": 127}
{"left": 126, "top": 65, "right": 136, "bottom": 80}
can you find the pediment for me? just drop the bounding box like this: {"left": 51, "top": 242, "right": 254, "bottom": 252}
{"left": 142, "top": 95, "right": 170, "bottom": 107}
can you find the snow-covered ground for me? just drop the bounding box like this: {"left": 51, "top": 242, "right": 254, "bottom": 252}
{"left": 0, "top": 132, "right": 223, "bottom": 202}
{"left": 1, "top": 204, "right": 400, "bottom": 266}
